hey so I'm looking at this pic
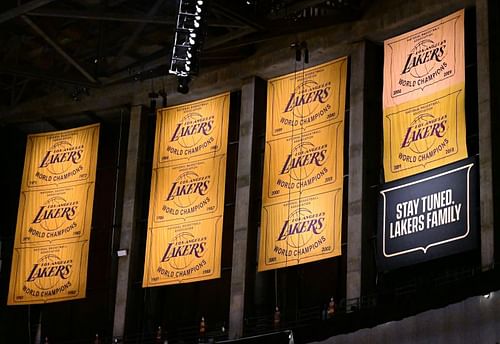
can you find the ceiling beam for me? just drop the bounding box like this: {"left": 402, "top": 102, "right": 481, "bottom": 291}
{"left": 26, "top": 8, "right": 247, "bottom": 28}
{"left": 0, "top": 0, "right": 57, "bottom": 24}
{"left": 13, "top": 79, "right": 29, "bottom": 106}
{"left": 0, "top": 64, "right": 98, "bottom": 88}
{"left": 102, "top": 52, "right": 169, "bottom": 85}
{"left": 204, "top": 27, "right": 256, "bottom": 50}
{"left": 211, "top": 2, "right": 265, "bottom": 31}
{"left": 28, "top": 8, "right": 175, "bottom": 24}
{"left": 113, "top": 0, "right": 166, "bottom": 65}
{"left": 21, "top": 15, "right": 98, "bottom": 84}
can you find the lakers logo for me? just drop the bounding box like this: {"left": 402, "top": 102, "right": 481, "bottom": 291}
{"left": 160, "top": 232, "right": 207, "bottom": 270}
{"left": 26, "top": 254, "right": 72, "bottom": 290}
{"left": 275, "top": 142, "right": 329, "bottom": 192}
{"left": 170, "top": 113, "right": 214, "bottom": 148}
{"left": 165, "top": 113, "right": 217, "bottom": 158}
{"left": 402, "top": 39, "right": 447, "bottom": 78}
{"left": 396, "top": 38, "right": 449, "bottom": 91}
{"left": 401, "top": 113, "right": 447, "bottom": 154}
{"left": 397, "top": 112, "right": 450, "bottom": 165}
{"left": 165, "top": 171, "right": 210, "bottom": 208}
{"left": 277, "top": 208, "right": 325, "bottom": 247}
{"left": 39, "top": 141, "right": 84, "bottom": 175}
{"left": 283, "top": 80, "right": 331, "bottom": 117}
{"left": 32, "top": 196, "right": 78, "bottom": 231}
{"left": 280, "top": 142, "right": 327, "bottom": 179}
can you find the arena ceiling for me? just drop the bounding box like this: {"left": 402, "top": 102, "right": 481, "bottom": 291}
{"left": 0, "top": 0, "right": 370, "bottom": 113}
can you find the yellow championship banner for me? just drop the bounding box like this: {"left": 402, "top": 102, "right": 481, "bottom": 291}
{"left": 267, "top": 59, "right": 346, "bottom": 138}
{"left": 149, "top": 156, "right": 226, "bottom": 227}
{"left": 383, "top": 10, "right": 467, "bottom": 181}
{"left": 8, "top": 124, "right": 99, "bottom": 305}
{"left": 22, "top": 124, "right": 99, "bottom": 189}
{"left": 8, "top": 242, "right": 89, "bottom": 305}
{"left": 259, "top": 191, "right": 342, "bottom": 270}
{"left": 154, "top": 93, "right": 229, "bottom": 168}
{"left": 262, "top": 122, "right": 343, "bottom": 204}
{"left": 258, "top": 57, "right": 347, "bottom": 271}
{"left": 384, "top": 87, "right": 467, "bottom": 179}
{"left": 15, "top": 183, "right": 95, "bottom": 245}
{"left": 143, "top": 217, "right": 222, "bottom": 286}
{"left": 143, "top": 93, "right": 229, "bottom": 286}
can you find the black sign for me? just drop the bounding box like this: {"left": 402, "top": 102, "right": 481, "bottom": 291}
{"left": 378, "top": 157, "right": 478, "bottom": 270}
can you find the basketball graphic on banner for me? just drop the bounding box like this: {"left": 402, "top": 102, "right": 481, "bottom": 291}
{"left": 165, "top": 232, "right": 205, "bottom": 270}
{"left": 36, "top": 197, "right": 72, "bottom": 231}
{"left": 45, "top": 141, "right": 77, "bottom": 175}
{"left": 407, "top": 113, "right": 440, "bottom": 154}
{"left": 289, "top": 142, "right": 322, "bottom": 180}
{"left": 30, "top": 254, "right": 71, "bottom": 290}
{"left": 178, "top": 113, "right": 203, "bottom": 148}
{"left": 407, "top": 40, "right": 443, "bottom": 78}
{"left": 285, "top": 208, "right": 316, "bottom": 248}
{"left": 168, "top": 171, "right": 208, "bottom": 208}
{"left": 291, "top": 80, "right": 323, "bottom": 118}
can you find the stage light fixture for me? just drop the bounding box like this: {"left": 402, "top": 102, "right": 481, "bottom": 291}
{"left": 169, "top": 0, "right": 206, "bottom": 93}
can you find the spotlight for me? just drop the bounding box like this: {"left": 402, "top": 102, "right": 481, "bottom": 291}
{"left": 177, "top": 76, "right": 191, "bottom": 94}
{"left": 483, "top": 293, "right": 491, "bottom": 299}
{"left": 180, "top": 15, "right": 201, "bottom": 30}
{"left": 169, "top": 0, "right": 205, "bottom": 84}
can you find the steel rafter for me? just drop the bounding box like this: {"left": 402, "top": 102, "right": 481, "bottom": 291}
{"left": 26, "top": 8, "right": 247, "bottom": 28}
{"left": 0, "top": 0, "right": 57, "bottom": 24}
{"left": 21, "top": 15, "right": 98, "bottom": 84}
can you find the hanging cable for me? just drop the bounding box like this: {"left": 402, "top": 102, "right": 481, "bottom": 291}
{"left": 297, "top": 50, "right": 306, "bottom": 263}
{"left": 284, "top": 41, "right": 301, "bottom": 268}
{"left": 110, "top": 109, "right": 124, "bottom": 258}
